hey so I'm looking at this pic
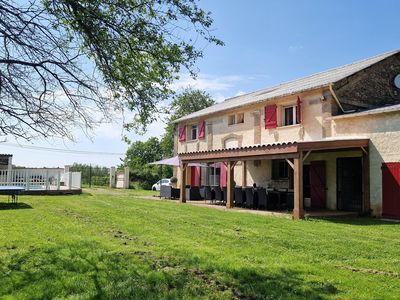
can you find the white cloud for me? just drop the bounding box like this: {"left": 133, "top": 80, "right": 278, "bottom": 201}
{"left": 288, "top": 45, "right": 304, "bottom": 52}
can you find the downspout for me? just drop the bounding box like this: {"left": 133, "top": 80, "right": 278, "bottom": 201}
{"left": 329, "top": 84, "right": 356, "bottom": 113}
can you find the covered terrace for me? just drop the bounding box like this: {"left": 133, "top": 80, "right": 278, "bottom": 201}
{"left": 178, "top": 139, "right": 370, "bottom": 219}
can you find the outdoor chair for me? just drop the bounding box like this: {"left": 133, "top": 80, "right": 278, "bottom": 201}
{"left": 234, "top": 187, "right": 244, "bottom": 207}
{"left": 213, "top": 186, "right": 223, "bottom": 204}
{"left": 160, "top": 185, "right": 172, "bottom": 199}
{"left": 222, "top": 187, "right": 227, "bottom": 205}
{"left": 286, "top": 192, "right": 294, "bottom": 210}
{"left": 244, "top": 187, "right": 255, "bottom": 208}
{"left": 204, "top": 186, "right": 213, "bottom": 201}
{"left": 199, "top": 186, "right": 205, "bottom": 199}
{"left": 257, "top": 187, "right": 268, "bottom": 210}
{"left": 171, "top": 187, "right": 180, "bottom": 199}
{"left": 189, "top": 186, "right": 202, "bottom": 200}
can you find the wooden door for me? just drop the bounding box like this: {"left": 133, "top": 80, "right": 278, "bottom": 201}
{"left": 337, "top": 158, "right": 362, "bottom": 211}
{"left": 382, "top": 163, "right": 400, "bottom": 218}
{"left": 310, "top": 160, "right": 326, "bottom": 209}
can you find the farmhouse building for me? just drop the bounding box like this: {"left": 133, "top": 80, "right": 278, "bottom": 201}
{"left": 173, "top": 50, "right": 400, "bottom": 219}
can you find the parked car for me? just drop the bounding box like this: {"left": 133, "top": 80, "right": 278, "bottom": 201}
{"left": 152, "top": 178, "right": 171, "bottom": 191}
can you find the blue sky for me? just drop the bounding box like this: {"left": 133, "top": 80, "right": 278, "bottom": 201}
{"left": 4, "top": 0, "right": 400, "bottom": 167}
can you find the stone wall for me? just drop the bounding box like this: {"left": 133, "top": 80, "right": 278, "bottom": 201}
{"left": 333, "top": 53, "right": 400, "bottom": 111}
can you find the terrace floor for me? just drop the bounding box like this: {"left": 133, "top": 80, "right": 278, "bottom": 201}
{"left": 147, "top": 196, "right": 360, "bottom": 218}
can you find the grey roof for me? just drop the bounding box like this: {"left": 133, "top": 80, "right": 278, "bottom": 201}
{"left": 174, "top": 49, "right": 400, "bottom": 123}
{"left": 330, "top": 103, "right": 400, "bottom": 119}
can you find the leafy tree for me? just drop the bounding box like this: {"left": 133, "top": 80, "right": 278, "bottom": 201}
{"left": 161, "top": 88, "right": 215, "bottom": 157}
{"left": 0, "top": 0, "right": 222, "bottom": 140}
{"left": 124, "top": 137, "right": 172, "bottom": 189}
{"left": 70, "top": 163, "right": 110, "bottom": 186}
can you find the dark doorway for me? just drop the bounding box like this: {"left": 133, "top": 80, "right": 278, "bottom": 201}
{"left": 382, "top": 163, "right": 400, "bottom": 218}
{"left": 310, "top": 161, "right": 326, "bottom": 209}
{"left": 337, "top": 157, "right": 362, "bottom": 211}
{"left": 303, "top": 165, "right": 311, "bottom": 199}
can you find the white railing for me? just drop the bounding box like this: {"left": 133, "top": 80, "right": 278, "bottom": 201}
{"left": 0, "top": 169, "right": 81, "bottom": 190}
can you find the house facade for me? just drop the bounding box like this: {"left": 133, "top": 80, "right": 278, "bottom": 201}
{"left": 173, "top": 50, "right": 400, "bottom": 219}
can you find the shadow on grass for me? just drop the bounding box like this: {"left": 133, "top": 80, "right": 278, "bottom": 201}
{"left": 313, "top": 216, "right": 400, "bottom": 226}
{"left": 0, "top": 240, "right": 339, "bottom": 299}
{"left": 0, "top": 202, "right": 32, "bottom": 211}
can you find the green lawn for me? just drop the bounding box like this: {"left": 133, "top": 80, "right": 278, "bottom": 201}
{"left": 0, "top": 189, "right": 399, "bottom": 299}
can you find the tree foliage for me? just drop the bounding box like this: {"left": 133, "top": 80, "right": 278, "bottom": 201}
{"left": 161, "top": 87, "right": 215, "bottom": 157}
{"left": 0, "top": 0, "right": 222, "bottom": 140}
{"left": 70, "top": 163, "right": 109, "bottom": 186}
{"left": 124, "top": 137, "right": 172, "bottom": 189}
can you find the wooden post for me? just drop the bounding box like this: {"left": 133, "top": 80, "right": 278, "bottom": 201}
{"left": 180, "top": 163, "right": 187, "bottom": 203}
{"left": 362, "top": 149, "right": 370, "bottom": 213}
{"left": 226, "top": 161, "right": 235, "bottom": 208}
{"left": 293, "top": 152, "right": 304, "bottom": 219}
{"left": 242, "top": 161, "right": 247, "bottom": 187}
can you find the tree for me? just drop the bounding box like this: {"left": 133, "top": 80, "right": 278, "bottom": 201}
{"left": 0, "top": 0, "right": 222, "bottom": 140}
{"left": 70, "top": 163, "right": 109, "bottom": 186}
{"left": 124, "top": 137, "right": 171, "bottom": 189}
{"left": 161, "top": 88, "right": 215, "bottom": 157}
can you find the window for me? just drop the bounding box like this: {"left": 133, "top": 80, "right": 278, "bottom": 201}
{"left": 190, "top": 125, "right": 197, "bottom": 140}
{"left": 228, "top": 115, "right": 236, "bottom": 125}
{"left": 237, "top": 113, "right": 244, "bottom": 124}
{"left": 228, "top": 113, "right": 244, "bottom": 125}
{"left": 283, "top": 105, "right": 297, "bottom": 126}
{"left": 272, "top": 159, "right": 289, "bottom": 179}
{"left": 284, "top": 106, "right": 296, "bottom": 126}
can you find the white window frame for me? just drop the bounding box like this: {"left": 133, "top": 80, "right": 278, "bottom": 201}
{"left": 190, "top": 124, "right": 197, "bottom": 140}
{"left": 283, "top": 105, "right": 296, "bottom": 126}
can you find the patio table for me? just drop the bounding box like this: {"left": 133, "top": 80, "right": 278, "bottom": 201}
{"left": 0, "top": 186, "right": 25, "bottom": 204}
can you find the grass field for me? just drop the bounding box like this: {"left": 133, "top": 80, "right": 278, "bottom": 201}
{"left": 0, "top": 188, "right": 399, "bottom": 299}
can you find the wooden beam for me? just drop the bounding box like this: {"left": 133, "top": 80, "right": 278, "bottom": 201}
{"left": 361, "top": 146, "right": 368, "bottom": 156}
{"left": 302, "top": 150, "right": 312, "bottom": 162}
{"left": 285, "top": 158, "right": 294, "bottom": 170}
{"left": 181, "top": 153, "right": 299, "bottom": 164}
{"left": 242, "top": 161, "right": 247, "bottom": 187}
{"left": 226, "top": 161, "right": 234, "bottom": 208}
{"left": 293, "top": 152, "right": 304, "bottom": 219}
{"left": 179, "top": 163, "right": 187, "bottom": 203}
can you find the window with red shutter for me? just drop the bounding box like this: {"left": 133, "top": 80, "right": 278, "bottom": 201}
{"left": 265, "top": 105, "right": 277, "bottom": 129}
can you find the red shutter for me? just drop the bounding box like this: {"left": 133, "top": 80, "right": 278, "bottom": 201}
{"left": 178, "top": 125, "right": 186, "bottom": 142}
{"left": 220, "top": 163, "right": 227, "bottom": 188}
{"left": 190, "top": 166, "right": 201, "bottom": 187}
{"left": 198, "top": 120, "right": 205, "bottom": 139}
{"left": 296, "top": 96, "right": 302, "bottom": 124}
{"left": 265, "top": 105, "right": 277, "bottom": 129}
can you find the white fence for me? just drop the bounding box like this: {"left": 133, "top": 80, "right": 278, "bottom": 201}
{"left": 0, "top": 169, "right": 81, "bottom": 190}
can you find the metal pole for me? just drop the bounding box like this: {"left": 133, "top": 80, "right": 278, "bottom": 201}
{"left": 89, "top": 164, "right": 92, "bottom": 188}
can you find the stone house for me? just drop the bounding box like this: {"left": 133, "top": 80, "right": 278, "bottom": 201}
{"left": 173, "top": 50, "right": 400, "bottom": 219}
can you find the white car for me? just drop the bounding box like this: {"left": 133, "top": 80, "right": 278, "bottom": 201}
{"left": 152, "top": 178, "right": 171, "bottom": 191}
